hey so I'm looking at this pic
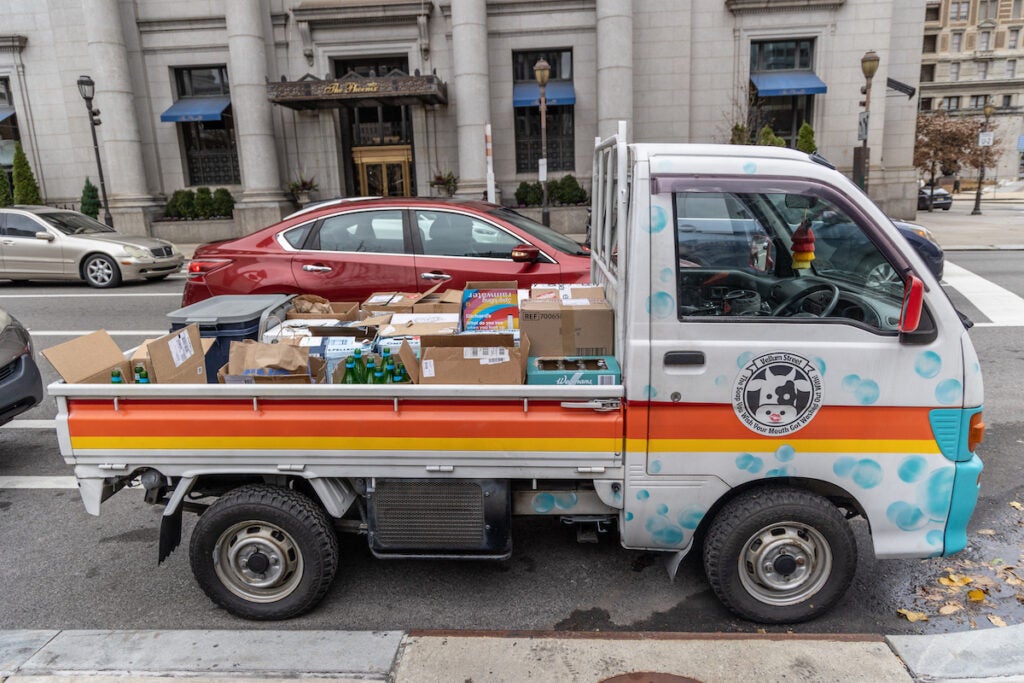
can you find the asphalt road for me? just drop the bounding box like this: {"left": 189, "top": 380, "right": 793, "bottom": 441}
{"left": 1, "top": 255, "right": 1022, "bottom": 636}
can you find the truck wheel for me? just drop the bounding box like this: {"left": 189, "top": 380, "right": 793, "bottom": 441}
{"left": 189, "top": 484, "right": 338, "bottom": 620}
{"left": 702, "top": 487, "right": 856, "bottom": 624}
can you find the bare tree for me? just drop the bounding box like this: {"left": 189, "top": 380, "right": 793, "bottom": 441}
{"left": 913, "top": 111, "right": 975, "bottom": 211}
{"left": 963, "top": 116, "right": 1003, "bottom": 215}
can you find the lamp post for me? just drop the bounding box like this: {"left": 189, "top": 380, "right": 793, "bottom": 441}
{"left": 971, "top": 101, "right": 996, "bottom": 216}
{"left": 76, "top": 75, "right": 113, "bottom": 227}
{"left": 855, "top": 50, "right": 880, "bottom": 192}
{"left": 533, "top": 58, "right": 550, "bottom": 226}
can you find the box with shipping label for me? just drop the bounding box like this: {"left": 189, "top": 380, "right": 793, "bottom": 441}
{"left": 529, "top": 284, "right": 606, "bottom": 302}
{"left": 378, "top": 312, "right": 459, "bottom": 339}
{"left": 375, "top": 335, "right": 421, "bottom": 359}
{"left": 461, "top": 281, "right": 519, "bottom": 332}
{"left": 362, "top": 282, "right": 444, "bottom": 316}
{"left": 526, "top": 356, "right": 621, "bottom": 386}
{"left": 520, "top": 294, "right": 614, "bottom": 357}
{"left": 42, "top": 330, "right": 133, "bottom": 384}
{"left": 129, "top": 329, "right": 215, "bottom": 383}
{"left": 399, "top": 332, "right": 530, "bottom": 385}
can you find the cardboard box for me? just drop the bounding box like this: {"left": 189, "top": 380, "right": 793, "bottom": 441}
{"left": 461, "top": 281, "right": 519, "bottom": 332}
{"left": 527, "top": 356, "right": 621, "bottom": 386}
{"left": 42, "top": 330, "right": 133, "bottom": 384}
{"left": 399, "top": 332, "right": 530, "bottom": 385}
{"left": 412, "top": 289, "right": 462, "bottom": 314}
{"left": 285, "top": 300, "right": 359, "bottom": 322}
{"left": 530, "top": 284, "right": 606, "bottom": 302}
{"left": 219, "top": 340, "right": 326, "bottom": 384}
{"left": 378, "top": 312, "right": 459, "bottom": 339}
{"left": 130, "top": 331, "right": 215, "bottom": 383}
{"left": 363, "top": 282, "right": 444, "bottom": 315}
{"left": 520, "top": 293, "right": 614, "bottom": 357}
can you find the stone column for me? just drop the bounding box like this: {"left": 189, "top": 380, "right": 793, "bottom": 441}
{"left": 225, "top": 0, "right": 289, "bottom": 234}
{"left": 83, "top": 0, "right": 160, "bottom": 235}
{"left": 450, "top": 0, "right": 491, "bottom": 197}
{"left": 596, "top": 0, "right": 633, "bottom": 140}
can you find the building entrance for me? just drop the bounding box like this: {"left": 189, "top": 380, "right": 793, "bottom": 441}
{"left": 353, "top": 145, "right": 412, "bottom": 196}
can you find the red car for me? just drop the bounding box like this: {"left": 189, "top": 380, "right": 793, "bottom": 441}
{"left": 183, "top": 198, "right": 591, "bottom": 306}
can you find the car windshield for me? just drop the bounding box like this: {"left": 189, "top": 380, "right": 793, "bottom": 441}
{"left": 39, "top": 212, "right": 115, "bottom": 235}
{"left": 486, "top": 207, "right": 589, "bottom": 256}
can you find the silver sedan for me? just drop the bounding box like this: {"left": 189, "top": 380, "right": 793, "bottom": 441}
{"left": 0, "top": 206, "right": 184, "bottom": 288}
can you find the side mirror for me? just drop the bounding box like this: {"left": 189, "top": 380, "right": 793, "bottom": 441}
{"left": 35, "top": 231, "right": 55, "bottom": 242}
{"left": 511, "top": 244, "right": 540, "bottom": 263}
{"left": 749, "top": 234, "right": 774, "bottom": 273}
{"left": 899, "top": 275, "right": 925, "bottom": 334}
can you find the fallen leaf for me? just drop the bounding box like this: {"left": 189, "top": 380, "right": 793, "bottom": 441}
{"left": 939, "top": 574, "right": 974, "bottom": 587}
{"left": 977, "top": 529, "right": 996, "bottom": 535}
{"left": 991, "top": 558, "right": 1006, "bottom": 566}
{"left": 939, "top": 604, "right": 962, "bottom": 615}
{"left": 1005, "top": 576, "right": 1024, "bottom": 587}
{"left": 988, "top": 615, "right": 1008, "bottom": 627}
{"left": 973, "top": 576, "right": 999, "bottom": 588}
{"left": 897, "top": 608, "right": 929, "bottom": 622}
{"left": 1011, "top": 501, "right": 1023, "bottom": 511}
{"left": 968, "top": 589, "right": 986, "bottom": 602}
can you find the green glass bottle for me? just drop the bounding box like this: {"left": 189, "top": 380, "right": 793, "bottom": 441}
{"left": 381, "top": 346, "right": 392, "bottom": 365}
{"left": 364, "top": 357, "right": 377, "bottom": 385}
{"left": 341, "top": 359, "right": 359, "bottom": 384}
{"left": 396, "top": 362, "right": 410, "bottom": 383}
{"left": 136, "top": 364, "right": 150, "bottom": 384}
{"left": 371, "top": 368, "right": 387, "bottom": 384}
{"left": 111, "top": 368, "right": 123, "bottom": 384}
{"left": 352, "top": 348, "right": 367, "bottom": 383}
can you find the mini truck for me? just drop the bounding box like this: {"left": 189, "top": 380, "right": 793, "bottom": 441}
{"left": 50, "top": 123, "right": 985, "bottom": 623}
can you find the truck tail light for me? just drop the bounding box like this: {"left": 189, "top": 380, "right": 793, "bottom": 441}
{"left": 187, "top": 258, "right": 232, "bottom": 281}
{"left": 968, "top": 412, "right": 986, "bottom": 453}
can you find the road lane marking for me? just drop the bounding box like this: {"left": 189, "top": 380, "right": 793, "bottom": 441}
{"left": 0, "top": 476, "right": 78, "bottom": 489}
{"left": 27, "top": 330, "right": 169, "bottom": 336}
{"left": 944, "top": 262, "right": 1024, "bottom": 326}
{"left": 0, "top": 292, "right": 182, "bottom": 298}
{"left": 1, "top": 420, "right": 56, "bottom": 429}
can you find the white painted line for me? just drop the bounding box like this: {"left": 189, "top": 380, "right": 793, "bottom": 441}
{"left": 0, "top": 476, "right": 78, "bottom": 489}
{"left": 971, "top": 322, "right": 1024, "bottom": 327}
{"left": 0, "top": 419, "right": 55, "bottom": 429}
{"left": 943, "top": 262, "right": 1024, "bottom": 327}
{"left": 0, "top": 293, "right": 182, "bottom": 298}
{"left": 28, "top": 330, "right": 169, "bottom": 336}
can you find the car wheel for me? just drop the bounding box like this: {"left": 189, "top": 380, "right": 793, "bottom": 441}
{"left": 702, "top": 486, "right": 856, "bottom": 623}
{"left": 942, "top": 206, "right": 951, "bottom": 211}
{"left": 189, "top": 484, "right": 338, "bottom": 620}
{"left": 82, "top": 254, "right": 122, "bottom": 288}
{"left": 860, "top": 258, "right": 899, "bottom": 288}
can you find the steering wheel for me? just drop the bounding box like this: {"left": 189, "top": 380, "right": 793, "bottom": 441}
{"left": 771, "top": 282, "right": 840, "bottom": 317}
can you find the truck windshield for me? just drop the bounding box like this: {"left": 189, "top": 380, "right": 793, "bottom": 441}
{"left": 488, "top": 207, "right": 590, "bottom": 256}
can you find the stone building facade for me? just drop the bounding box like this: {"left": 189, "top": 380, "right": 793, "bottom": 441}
{"left": 919, "top": 0, "right": 1024, "bottom": 181}
{"left": 0, "top": 0, "right": 925, "bottom": 237}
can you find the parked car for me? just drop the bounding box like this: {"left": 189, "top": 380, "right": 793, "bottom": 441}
{"left": 0, "top": 308, "right": 42, "bottom": 426}
{"left": 0, "top": 206, "right": 184, "bottom": 288}
{"left": 814, "top": 218, "right": 944, "bottom": 287}
{"left": 183, "top": 198, "right": 592, "bottom": 306}
{"left": 918, "top": 187, "right": 953, "bottom": 210}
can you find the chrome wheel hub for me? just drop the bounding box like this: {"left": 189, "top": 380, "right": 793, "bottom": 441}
{"left": 213, "top": 520, "right": 303, "bottom": 603}
{"left": 738, "top": 522, "right": 832, "bottom": 606}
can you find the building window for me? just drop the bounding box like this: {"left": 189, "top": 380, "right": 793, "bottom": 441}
{"left": 950, "top": 1, "right": 969, "bottom": 21}
{"left": 920, "top": 97, "right": 934, "bottom": 110}
{"left": 969, "top": 94, "right": 989, "bottom": 108}
{"left": 980, "top": 31, "right": 992, "bottom": 51}
{"left": 923, "top": 34, "right": 938, "bottom": 53}
{"left": 747, "top": 39, "right": 820, "bottom": 148}
{"left": 1003, "top": 94, "right": 1014, "bottom": 107}
{"left": 1009, "top": 59, "right": 1018, "bottom": 78}
{"left": 952, "top": 32, "right": 963, "bottom": 51}
{"left": 943, "top": 96, "right": 961, "bottom": 110}
{"left": 0, "top": 77, "right": 20, "bottom": 179}
{"left": 977, "top": 62, "right": 988, "bottom": 79}
{"left": 513, "top": 49, "right": 575, "bottom": 174}
{"left": 749, "top": 39, "right": 813, "bottom": 71}
{"left": 172, "top": 66, "right": 240, "bottom": 186}
{"left": 1010, "top": 28, "right": 1020, "bottom": 49}
{"left": 979, "top": 0, "right": 997, "bottom": 20}
{"left": 921, "top": 63, "right": 936, "bottom": 81}
{"left": 1015, "top": 0, "right": 1023, "bottom": 18}
{"left": 926, "top": 4, "right": 941, "bottom": 21}
{"left": 950, "top": 62, "right": 961, "bottom": 80}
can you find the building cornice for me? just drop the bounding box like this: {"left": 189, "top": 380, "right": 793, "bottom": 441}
{"left": 725, "top": 0, "right": 845, "bottom": 14}
{"left": 0, "top": 35, "right": 28, "bottom": 53}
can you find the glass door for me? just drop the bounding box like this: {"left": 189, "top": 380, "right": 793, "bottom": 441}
{"left": 353, "top": 146, "right": 412, "bottom": 197}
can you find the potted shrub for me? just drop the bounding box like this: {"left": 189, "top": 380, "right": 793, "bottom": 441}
{"left": 429, "top": 170, "right": 458, "bottom": 197}
{"left": 288, "top": 175, "right": 318, "bottom": 205}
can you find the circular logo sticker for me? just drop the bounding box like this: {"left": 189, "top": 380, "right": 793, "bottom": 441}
{"left": 733, "top": 352, "right": 823, "bottom": 436}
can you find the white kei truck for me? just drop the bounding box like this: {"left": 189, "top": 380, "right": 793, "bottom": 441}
{"left": 50, "top": 123, "right": 985, "bottom": 624}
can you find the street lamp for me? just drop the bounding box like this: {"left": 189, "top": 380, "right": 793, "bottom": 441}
{"left": 854, "top": 50, "right": 880, "bottom": 192}
{"left": 533, "top": 58, "right": 550, "bottom": 226}
{"left": 971, "top": 101, "right": 996, "bottom": 216}
{"left": 76, "top": 75, "right": 113, "bottom": 227}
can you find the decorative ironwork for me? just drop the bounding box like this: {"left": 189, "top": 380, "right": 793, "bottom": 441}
{"left": 268, "top": 70, "right": 447, "bottom": 110}
{"left": 515, "top": 136, "right": 575, "bottom": 174}
{"left": 186, "top": 148, "right": 240, "bottom": 186}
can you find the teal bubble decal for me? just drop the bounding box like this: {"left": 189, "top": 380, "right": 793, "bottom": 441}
{"left": 643, "top": 385, "right": 659, "bottom": 399}
{"left": 855, "top": 380, "right": 880, "bottom": 405}
{"left": 656, "top": 503, "right": 669, "bottom": 516}
{"left": 812, "top": 357, "right": 827, "bottom": 375}
{"left": 532, "top": 492, "right": 555, "bottom": 513}
{"left": 737, "top": 352, "right": 754, "bottom": 368}
{"left": 636, "top": 489, "right": 650, "bottom": 501}
{"left": 646, "top": 291, "right": 675, "bottom": 319}
{"left": 852, "top": 459, "right": 883, "bottom": 488}
{"left": 652, "top": 526, "right": 685, "bottom": 545}
{"left": 775, "top": 445, "right": 795, "bottom": 462}
{"left": 678, "top": 506, "right": 705, "bottom": 529}
{"left": 973, "top": 362, "right": 981, "bottom": 373}
{"left": 915, "top": 351, "right": 942, "bottom": 378}
{"left": 887, "top": 501, "right": 927, "bottom": 530}
{"left": 842, "top": 374, "right": 861, "bottom": 392}
{"left": 935, "top": 379, "right": 962, "bottom": 405}
{"left": 926, "top": 529, "right": 944, "bottom": 547}
{"left": 735, "top": 453, "right": 764, "bottom": 474}
{"left": 766, "top": 465, "right": 794, "bottom": 477}
{"left": 742, "top": 162, "right": 757, "bottom": 174}
{"left": 898, "top": 456, "right": 927, "bottom": 483}
{"left": 649, "top": 460, "right": 662, "bottom": 474}
{"left": 714, "top": 375, "right": 729, "bottom": 387}
{"left": 649, "top": 205, "right": 668, "bottom": 233}
{"left": 921, "top": 467, "right": 955, "bottom": 518}
{"left": 554, "top": 493, "right": 578, "bottom": 509}
{"left": 833, "top": 456, "right": 856, "bottom": 477}
{"left": 659, "top": 267, "right": 675, "bottom": 284}
{"left": 614, "top": 490, "right": 622, "bottom": 501}
{"left": 625, "top": 511, "right": 634, "bottom": 521}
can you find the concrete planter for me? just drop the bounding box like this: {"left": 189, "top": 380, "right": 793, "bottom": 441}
{"left": 150, "top": 218, "right": 238, "bottom": 244}
{"left": 512, "top": 205, "right": 588, "bottom": 236}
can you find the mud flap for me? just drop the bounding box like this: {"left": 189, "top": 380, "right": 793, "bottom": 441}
{"left": 158, "top": 506, "right": 182, "bottom": 564}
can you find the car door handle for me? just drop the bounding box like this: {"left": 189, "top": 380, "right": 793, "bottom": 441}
{"left": 420, "top": 272, "right": 452, "bottom": 281}
{"left": 664, "top": 351, "right": 706, "bottom": 366}
{"left": 302, "top": 264, "right": 332, "bottom": 273}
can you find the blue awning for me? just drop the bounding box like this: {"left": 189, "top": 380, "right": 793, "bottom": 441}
{"left": 513, "top": 81, "right": 576, "bottom": 107}
{"left": 0, "top": 106, "right": 16, "bottom": 123}
{"left": 750, "top": 72, "right": 827, "bottom": 97}
{"left": 159, "top": 96, "right": 232, "bottom": 122}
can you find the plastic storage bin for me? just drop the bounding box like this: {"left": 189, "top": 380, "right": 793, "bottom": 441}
{"left": 166, "top": 294, "right": 294, "bottom": 382}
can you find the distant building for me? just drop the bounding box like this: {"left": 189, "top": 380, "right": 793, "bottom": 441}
{"left": 919, "top": 0, "right": 1024, "bottom": 181}
{"left": 0, "top": 0, "right": 924, "bottom": 237}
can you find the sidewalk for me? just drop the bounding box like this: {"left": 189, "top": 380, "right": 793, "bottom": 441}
{"left": 908, "top": 190, "right": 1024, "bottom": 251}
{"left": 3, "top": 625, "right": 1023, "bottom": 682}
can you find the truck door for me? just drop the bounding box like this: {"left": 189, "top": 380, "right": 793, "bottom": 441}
{"left": 639, "top": 173, "right": 966, "bottom": 560}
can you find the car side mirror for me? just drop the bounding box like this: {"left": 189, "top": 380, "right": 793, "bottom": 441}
{"left": 511, "top": 244, "right": 540, "bottom": 263}
{"left": 35, "top": 231, "right": 55, "bottom": 242}
{"left": 899, "top": 275, "right": 924, "bottom": 334}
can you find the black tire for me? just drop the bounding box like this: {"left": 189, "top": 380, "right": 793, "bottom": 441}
{"left": 703, "top": 486, "right": 856, "bottom": 624}
{"left": 144, "top": 273, "right": 172, "bottom": 282}
{"left": 189, "top": 484, "right": 339, "bottom": 620}
{"left": 942, "top": 206, "right": 951, "bottom": 211}
{"left": 81, "top": 254, "right": 122, "bottom": 288}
